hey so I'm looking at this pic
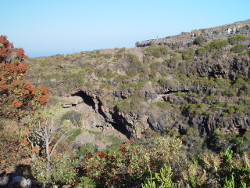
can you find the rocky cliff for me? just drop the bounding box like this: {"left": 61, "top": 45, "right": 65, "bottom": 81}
{"left": 26, "top": 20, "right": 250, "bottom": 139}
{"left": 136, "top": 19, "right": 250, "bottom": 47}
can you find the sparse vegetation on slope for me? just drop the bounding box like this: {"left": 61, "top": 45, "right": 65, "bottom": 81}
{"left": 1, "top": 20, "right": 250, "bottom": 187}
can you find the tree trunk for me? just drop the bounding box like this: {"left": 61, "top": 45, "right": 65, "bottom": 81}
{"left": 45, "top": 131, "right": 51, "bottom": 183}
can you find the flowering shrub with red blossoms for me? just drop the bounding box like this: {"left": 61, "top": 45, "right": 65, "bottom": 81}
{"left": 0, "top": 35, "right": 50, "bottom": 118}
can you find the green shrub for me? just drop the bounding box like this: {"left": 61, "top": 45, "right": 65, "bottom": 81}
{"left": 238, "top": 98, "right": 250, "bottom": 106}
{"left": 89, "top": 50, "right": 112, "bottom": 59}
{"left": 116, "top": 95, "right": 146, "bottom": 111}
{"left": 77, "top": 143, "right": 97, "bottom": 158}
{"left": 183, "top": 103, "right": 206, "bottom": 115}
{"left": 32, "top": 155, "right": 78, "bottom": 185}
{"left": 124, "top": 53, "right": 145, "bottom": 76}
{"left": 77, "top": 176, "right": 96, "bottom": 187}
{"left": 150, "top": 61, "right": 162, "bottom": 70}
{"left": 80, "top": 134, "right": 182, "bottom": 187}
{"left": 233, "top": 105, "right": 245, "bottom": 116}
{"left": 172, "top": 42, "right": 182, "bottom": 50}
{"left": 231, "top": 44, "right": 247, "bottom": 53}
{"left": 158, "top": 78, "right": 178, "bottom": 89}
{"left": 195, "top": 47, "right": 207, "bottom": 56}
{"left": 247, "top": 50, "right": 250, "bottom": 56}
{"left": 223, "top": 88, "right": 237, "bottom": 97}
{"left": 206, "top": 131, "right": 249, "bottom": 154}
{"left": 151, "top": 101, "right": 171, "bottom": 112}
{"left": 228, "top": 35, "right": 247, "bottom": 45}
{"left": 142, "top": 165, "right": 178, "bottom": 188}
{"left": 193, "top": 36, "right": 207, "bottom": 46}
{"left": 181, "top": 49, "right": 195, "bottom": 60}
{"left": 209, "top": 39, "right": 229, "bottom": 50}
{"left": 61, "top": 111, "right": 83, "bottom": 126}
{"left": 145, "top": 44, "right": 169, "bottom": 58}
{"left": 239, "top": 81, "right": 250, "bottom": 96}
{"left": 163, "top": 55, "right": 182, "bottom": 68}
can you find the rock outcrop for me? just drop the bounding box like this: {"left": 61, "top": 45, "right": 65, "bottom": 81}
{"left": 136, "top": 19, "right": 250, "bottom": 47}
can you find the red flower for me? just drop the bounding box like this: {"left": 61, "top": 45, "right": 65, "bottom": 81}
{"left": 96, "top": 151, "right": 108, "bottom": 159}
{"left": 37, "top": 85, "right": 49, "bottom": 94}
{"left": 12, "top": 100, "right": 22, "bottom": 108}
{"left": 0, "top": 84, "right": 8, "bottom": 90}
{"left": 17, "top": 62, "right": 28, "bottom": 73}
{"left": 86, "top": 154, "right": 92, "bottom": 159}
{"left": 21, "top": 89, "right": 30, "bottom": 95}
{"left": 36, "top": 94, "right": 49, "bottom": 104}
{"left": 11, "top": 80, "right": 22, "bottom": 87}
{"left": 11, "top": 48, "right": 27, "bottom": 59}
{"left": 119, "top": 145, "right": 126, "bottom": 152}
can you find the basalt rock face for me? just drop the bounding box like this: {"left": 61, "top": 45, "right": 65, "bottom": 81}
{"left": 26, "top": 20, "right": 250, "bottom": 138}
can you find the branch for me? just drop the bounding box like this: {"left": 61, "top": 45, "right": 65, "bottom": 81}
{"left": 49, "top": 129, "right": 75, "bottom": 157}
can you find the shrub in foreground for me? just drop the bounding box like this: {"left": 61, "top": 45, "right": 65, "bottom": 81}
{"left": 75, "top": 131, "right": 250, "bottom": 187}
{"left": 0, "top": 35, "right": 50, "bottom": 119}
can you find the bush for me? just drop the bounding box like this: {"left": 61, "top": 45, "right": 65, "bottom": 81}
{"left": 228, "top": 35, "right": 247, "bottom": 45}
{"left": 77, "top": 132, "right": 250, "bottom": 187}
{"left": 223, "top": 88, "right": 237, "bottom": 97}
{"left": 124, "top": 53, "right": 145, "bottom": 76}
{"left": 206, "top": 131, "right": 249, "bottom": 153}
{"left": 32, "top": 154, "right": 78, "bottom": 185}
{"left": 77, "top": 143, "right": 97, "bottom": 158}
{"left": 247, "top": 50, "right": 250, "bottom": 57}
{"left": 142, "top": 165, "right": 177, "bottom": 188}
{"left": 0, "top": 35, "right": 49, "bottom": 119}
{"left": 195, "top": 47, "right": 207, "bottom": 56}
{"left": 80, "top": 135, "right": 182, "bottom": 187}
{"left": 158, "top": 78, "right": 178, "bottom": 89}
{"left": 0, "top": 120, "right": 32, "bottom": 173}
{"left": 181, "top": 49, "right": 195, "bottom": 60}
{"left": 209, "top": 39, "right": 229, "bottom": 50}
{"left": 182, "top": 103, "right": 206, "bottom": 115}
{"left": 231, "top": 44, "right": 247, "bottom": 53}
{"left": 116, "top": 95, "right": 146, "bottom": 111}
{"left": 145, "top": 44, "right": 169, "bottom": 58}
{"left": 77, "top": 176, "right": 96, "bottom": 187}
{"left": 193, "top": 36, "right": 207, "bottom": 46}
{"left": 61, "top": 111, "right": 83, "bottom": 126}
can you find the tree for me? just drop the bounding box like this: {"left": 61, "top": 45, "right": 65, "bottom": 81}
{"left": 35, "top": 118, "right": 75, "bottom": 183}
{"left": 28, "top": 105, "right": 77, "bottom": 184}
{"left": 0, "top": 35, "right": 50, "bottom": 119}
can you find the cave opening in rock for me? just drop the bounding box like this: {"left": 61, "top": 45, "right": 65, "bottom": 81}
{"left": 111, "top": 111, "right": 133, "bottom": 139}
{"left": 112, "top": 122, "right": 131, "bottom": 139}
{"left": 72, "top": 91, "right": 95, "bottom": 110}
{"left": 71, "top": 91, "right": 132, "bottom": 139}
{"left": 162, "top": 90, "right": 189, "bottom": 94}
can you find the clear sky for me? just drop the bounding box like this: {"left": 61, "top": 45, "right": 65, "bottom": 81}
{"left": 1, "top": 0, "right": 250, "bottom": 57}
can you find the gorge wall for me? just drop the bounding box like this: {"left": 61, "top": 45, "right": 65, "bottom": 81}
{"left": 26, "top": 20, "right": 250, "bottom": 139}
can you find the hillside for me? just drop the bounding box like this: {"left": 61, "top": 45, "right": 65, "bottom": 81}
{"left": 1, "top": 19, "right": 250, "bottom": 187}
{"left": 27, "top": 20, "right": 250, "bottom": 139}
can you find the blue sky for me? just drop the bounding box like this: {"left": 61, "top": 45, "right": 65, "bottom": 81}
{"left": 1, "top": 0, "right": 250, "bottom": 57}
